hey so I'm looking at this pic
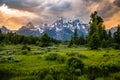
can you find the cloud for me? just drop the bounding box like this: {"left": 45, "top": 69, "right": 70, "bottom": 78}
{"left": 0, "top": 0, "right": 120, "bottom": 29}
{"left": 114, "top": 0, "right": 120, "bottom": 7}
{"left": 0, "top": 4, "right": 41, "bottom": 30}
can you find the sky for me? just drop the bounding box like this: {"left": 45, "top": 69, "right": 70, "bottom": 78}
{"left": 0, "top": 0, "right": 120, "bottom": 30}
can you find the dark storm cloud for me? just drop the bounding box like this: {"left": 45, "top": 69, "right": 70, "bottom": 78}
{"left": 0, "top": 0, "right": 120, "bottom": 29}
{"left": 113, "top": 0, "right": 120, "bottom": 7}
{"left": 49, "top": 1, "right": 72, "bottom": 12}
{"left": 97, "top": 0, "right": 120, "bottom": 19}
{"left": 0, "top": 0, "right": 42, "bottom": 11}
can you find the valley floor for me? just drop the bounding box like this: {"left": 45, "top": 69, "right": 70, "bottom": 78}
{"left": 0, "top": 45, "right": 120, "bottom": 80}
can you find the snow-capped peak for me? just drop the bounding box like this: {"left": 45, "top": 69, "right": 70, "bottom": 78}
{"left": 26, "top": 22, "right": 35, "bottom": 29}
{"left": 0, "top": 26, "right": 10, "bottom": 33}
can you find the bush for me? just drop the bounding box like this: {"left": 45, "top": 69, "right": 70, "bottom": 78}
{"left": 103, "top": 54, "right": 109, "bottom": 57}
{"left": 78, "top": 75, "right": 88, "bottom": 80}
{"left": 114, "top": 43, "right": 120, "bottom": 49}
{"left": 22, "top": 45, "right": 31, "bottom": 51}
{"left": 88, "top": 62, "right": 120, "bottom": 80}
{"left": 0, "top": 69, "right": 14, "bottom": 80}
{"left": 45, "top": 53, "right": 58, "bottom": 61}
{"left": 78, "top": 54, "right": 88, "bottom": 59}
{"left": 22, "top": 50, "right": 28, "bottom": 55}
{"left": 0, "top": 56, "right": 21, "bottom": 63}
{"left": 44, "top": 74, "right": 55, "bottom": 80}
{"left": 66, "top": 57, "right": 84, "bottom": 71}
{"left": 57, "top": 55, "right": 66, "bottom": 63}
{"left": 66, "top": 52, "right": 88, "bottom": 59}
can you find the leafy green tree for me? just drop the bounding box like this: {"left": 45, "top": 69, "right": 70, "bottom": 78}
{"left": 27, "top": 35, "right": 37, "bottom": 44}
{"left": 39, "top": 33, "right": 52, "bottom": 47}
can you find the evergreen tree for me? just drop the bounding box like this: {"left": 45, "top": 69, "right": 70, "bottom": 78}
{"left": 78, "top": 34, "right": 85, "bottom": 45}
{"left": 68, "top": 28, "right": 79, "bottom": 47}
{"left": 108, "top": 30, "right": 112, "bottom": 39}
{"left": 106, "top": 30, "right": 114, "bottom": 46}
{"left": 89, "top": 32, "right": 100, "bottom": 49}
{"left": 114, "top": 25, "right": 120, "bottom": 44}
{"left": 88, "top": 11, "right": 105, "bottom": 49}
{"left": 0, "top": 30, "right": 4, "bottom": 43}
{"left": 68, "top": 36, "right": 74, "bottom": 47}
{"left": 101, "top": 39, "right": 107, "bottom": 48}
{"left": 73, "top": 28, "right": 79, "bottom": 45}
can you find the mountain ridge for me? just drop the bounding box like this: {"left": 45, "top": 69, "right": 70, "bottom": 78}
{"left": 0, "top": 18, "right": 117, "bottom": 40}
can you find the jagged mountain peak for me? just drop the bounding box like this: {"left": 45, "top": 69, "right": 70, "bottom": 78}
{"left": 25, "top": 22, "right": 35, "bottom": 29}
{"left": 0, "top": 25, "right": 10, "bottom": 33}
{"left": 18, "top": 22, "right": 35, "bottom": 30}
{"left": 16, "top": 18, "right": 89, "bottom": 40}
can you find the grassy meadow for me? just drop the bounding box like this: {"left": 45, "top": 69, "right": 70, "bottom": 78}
{"left": 0, "top": 44, "right": 120, "bottom": 80}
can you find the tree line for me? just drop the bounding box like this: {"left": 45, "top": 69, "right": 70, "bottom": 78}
{"left": 0, "top": 31, "right": 61, "bottom": 47}
{"left": 0, "top": 11, "right": 120, "bottom": 49}
{"left": 69, "top": 11, "right": 120, "bottom": 49}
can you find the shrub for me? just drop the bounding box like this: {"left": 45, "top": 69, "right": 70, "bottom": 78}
{"left": 114, "top": 43, "right": 120, "bottom": 49}
{"left": 78, "top": 54, "right": 88, "bottom": 59}
{"left": 57, "top": 55, "right": 66, "bottom": 63}
{"left": 75, "top": 69, "right": 81, "bottom": 76}
{"left": 43, "top": 74, "right": 55, "bottom": 80}
{"left": 103, "top": 54, "right": 109, "bottom": 57}
{"left": 45, "top": 53, "right": 58, "bottom": 61}
{"left": 22, "top": 45, "right": 31, "bottom": 51}
{"left": 0, "top": 56, "right": 21, "bottom": 63}
{"left": 78, "top": 75, "right": 88, "bottom": 80}
{"left": 0, "top": 69, "right": 14, "bottom": 80}
{"left": 87, "top": 62, "right": 120, "bottom": 80}
{"left": 66, "top": 57, "right": 84, "bottom": 71}
{"left": 22, "top": 50, "right": 28, "bottom": 55}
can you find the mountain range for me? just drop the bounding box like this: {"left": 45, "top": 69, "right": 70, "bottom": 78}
{"left": 0, "top": 17, "right": 117, "bottom": 40}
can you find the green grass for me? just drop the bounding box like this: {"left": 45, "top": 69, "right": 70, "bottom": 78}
{"left": 0, "top": 45, "right": 120, "bottom": 80}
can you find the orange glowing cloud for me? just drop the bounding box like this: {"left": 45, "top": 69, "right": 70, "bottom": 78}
{"left": 0, "top": 4, "right": 40, "bottom": 30}
{"left": 0, "top": 0, "right": 120, "bottom": 30}
{"left": 104, "top": 11, "right": 120, "bottom": 29}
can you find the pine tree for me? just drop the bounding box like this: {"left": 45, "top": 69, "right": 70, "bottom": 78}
{"left": 0, "top": 30, "right": 3, "bottom": 43}
{"left": 78, "top": 34, "right": 85, "bottom": 45}
{"left": 89, "top": 32, "right": 100, "bottom": 49}
{"left": 101, "top": 39, "right": 107, "bottom": 48}
{"left": 68, "top": 36, "right": 74, "bottom": 47}
{"left": 88, "top": 11, "right": 105, "bottom": 49}
{"left": 108, "top": 30, "right": 112, "bottom": 39}
{"left": 114, "top": 25, "right": 120, "bottom": 44}
{"left": 68, "top": 28, "right": 79, "bottom": 47}
{"left": 73, "top": 27, "right": 79, "bottom": 45}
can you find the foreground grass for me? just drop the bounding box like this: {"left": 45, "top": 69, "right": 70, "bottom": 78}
{"left": 0, "top": 45, "right": 120, "bottom": 80}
